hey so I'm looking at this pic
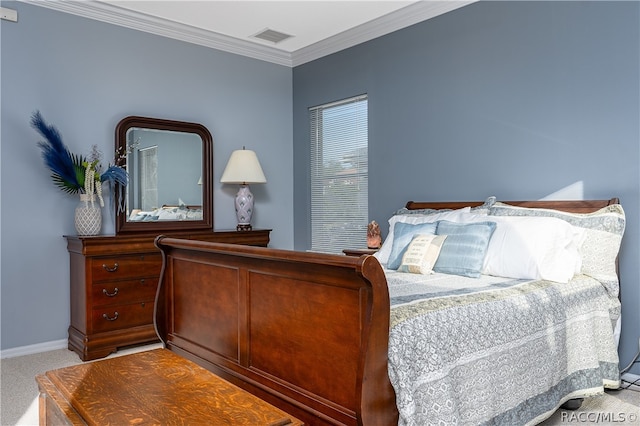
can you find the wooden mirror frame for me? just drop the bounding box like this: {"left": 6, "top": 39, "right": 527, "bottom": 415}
{"left": 115, "top": 116, "right": 213, "bottom": 235}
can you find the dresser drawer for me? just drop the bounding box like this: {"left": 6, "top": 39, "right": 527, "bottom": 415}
{"left": 91, "top": 278, "right": 158, "bottom": 307}
{"left": 91, "top": 301, "right": 154, "bottom": 333}
{"left": 90, "top": 253, "right": 161, "bottom": 282}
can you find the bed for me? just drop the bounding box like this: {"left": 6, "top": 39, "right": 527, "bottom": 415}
{"left": 153, "top": 198, "right": 624, "bottom": 426}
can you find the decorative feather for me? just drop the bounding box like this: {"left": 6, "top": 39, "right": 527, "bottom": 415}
{"left": 33, "top": 110, "right": 128, "bottom": 208}
{"left": 100, "top": 165, "right": 128, "bottom": 188}
{"left": 101, "top": 165, "right": 129, "bottom": 212}
{"left": 31, "top": 111, "right": 83, "bottom": 194}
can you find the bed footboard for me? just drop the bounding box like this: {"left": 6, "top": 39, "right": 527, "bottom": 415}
{"left": 154, "top": 237, "right": 398, "bottom": 426}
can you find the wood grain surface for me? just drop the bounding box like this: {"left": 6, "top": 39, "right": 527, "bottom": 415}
{"left": 36, "top": 348, "right": 302, "bottom": 425}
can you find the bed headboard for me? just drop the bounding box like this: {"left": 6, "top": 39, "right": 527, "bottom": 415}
{"left": 405, "top": 198, "right": 619, "bottom": 214}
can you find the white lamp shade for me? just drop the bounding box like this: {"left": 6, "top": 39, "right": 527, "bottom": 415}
{"left": 220, "top": 149, "right": 267, "bottom": 184}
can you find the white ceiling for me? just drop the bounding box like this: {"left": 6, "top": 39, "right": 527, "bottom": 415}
{"left": 106, "top": 1, "right": 420, "bottom": 52}
{"left": 27, "top": 0, "right": 474, "bottom": 67}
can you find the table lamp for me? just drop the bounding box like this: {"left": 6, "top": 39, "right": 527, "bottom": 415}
{"left": 220, "top": 147, "right": 266, "bottom": 231}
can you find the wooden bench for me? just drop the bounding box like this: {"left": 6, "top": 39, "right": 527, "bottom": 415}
{"left": 35, "top": 348, "right": 303, "bottom": 425}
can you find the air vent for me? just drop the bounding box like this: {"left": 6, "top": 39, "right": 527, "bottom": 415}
{"left": 252, "top": 28, "right": 293, "bottom": 44}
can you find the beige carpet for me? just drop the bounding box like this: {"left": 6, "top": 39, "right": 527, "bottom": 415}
{"left": 540, "top": 389, "right": 640, "bottom": 425}
{"left": 1, "top": 344, "right": 638, "bottom": 425}
{"left": 1, "top": 343, "right": 162, "bottom": 426}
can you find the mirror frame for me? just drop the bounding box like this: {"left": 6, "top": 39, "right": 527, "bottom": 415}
{"left": 115, "top": 116, "right": 213, "bottom": 235}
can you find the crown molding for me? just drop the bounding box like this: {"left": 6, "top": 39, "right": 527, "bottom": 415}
{"left": 22, "top": 0, "right": 293, "bottom": 66}
{"left": 22, "top": 0, "right": 474, "bottom": 68}
{"left": 291, "top": 1, "right": 475, "bottom": 67}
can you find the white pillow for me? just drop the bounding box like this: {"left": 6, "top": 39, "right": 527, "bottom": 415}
{"left": 374, "top": 207, "right": 472, "bottom": 265}
{"left": 466, "top": 215, "right": 583, "bottom": 283}
{"left": 397, "top": 234, "right": 447, "bottom": 274}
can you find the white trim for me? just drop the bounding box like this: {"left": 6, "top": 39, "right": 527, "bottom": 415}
{"left": 21, "top": 0, "right": 292, "bottom": 66}
{"left": 21, "top": 0, "right": 475, "bottom": 67}
{"left": 291, "top": 1, "right": 474, "bottom": 67}
{"left": 0, "top": 339, "right": 68, "bottom": 359}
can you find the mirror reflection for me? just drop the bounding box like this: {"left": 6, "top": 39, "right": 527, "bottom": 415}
{"left": 115, "top": 116, "right": 213, "bottom": 235}
{"left": 126, "top": 127, "right": 202, "bottom": 222}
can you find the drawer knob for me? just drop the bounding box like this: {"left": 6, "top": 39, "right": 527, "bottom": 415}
{"left": 102, "top": 312, "right": 119, "bottom": 321}
{"left": 102, "top": 262, "right": 119, "bottom": 272}
{"left": 102, "top": 288, "right": 119, "bottom": 297}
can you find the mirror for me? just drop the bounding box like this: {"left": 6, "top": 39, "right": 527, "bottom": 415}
{"left": 115, "top": 116, "right": 213, "bottom": 234}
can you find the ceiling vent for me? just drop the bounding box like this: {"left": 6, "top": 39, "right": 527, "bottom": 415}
{"left": 252, "top": 28, "right": 293, "bottom": 44}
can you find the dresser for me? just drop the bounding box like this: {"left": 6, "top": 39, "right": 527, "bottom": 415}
{"left": 65, "top": 229, "right": 270, "bottom": 361}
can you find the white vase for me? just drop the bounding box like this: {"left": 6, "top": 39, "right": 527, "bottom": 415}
{"left": 75, "top": 193, "right": 102, "bottom": 236}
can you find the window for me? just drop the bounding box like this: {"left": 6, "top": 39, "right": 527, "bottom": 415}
{"left": 138, "top": 146, "right": 158, "bottom": 210}
{"left": 309, "top": 95, "right": 368, "bottom": 254}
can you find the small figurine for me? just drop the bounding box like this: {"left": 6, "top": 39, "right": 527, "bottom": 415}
{"left": 367, "top": 220, "right": 382, "bottom": 249}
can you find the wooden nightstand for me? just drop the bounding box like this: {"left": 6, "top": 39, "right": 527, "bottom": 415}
{"left": 342, "top": 248, "right": 378, "bottom": 257}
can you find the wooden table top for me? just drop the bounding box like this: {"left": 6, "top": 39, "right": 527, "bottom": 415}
{"left": 36, "top": 348, "right": 302, "bottom": 425}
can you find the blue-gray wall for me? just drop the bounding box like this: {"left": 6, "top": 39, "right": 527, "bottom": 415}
{"left": 1, "top": 0, "right": 638, "bottom": 378}
{"left": 294, "top": 1, "right": 640, "bottom": 374}
{"left": 1, "top": 2, "right": 293, "bottom": 351}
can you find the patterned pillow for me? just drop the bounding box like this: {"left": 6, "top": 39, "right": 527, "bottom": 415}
{"left": 469, "top": 196, "right": 497, "bottom": 215}
{"left": 393, "top": 196, "right": 496, "bottom": 216}
{"left": 489, "top": 203, "right": 625, "bottom": 295}
{"left": 398, "top": 234, "right": 447, "bottom": 274}
{"left": 394, "top": 207, "right": 451, "bottom": 216}
{"left": 387, "top": 222, "right": 438, "bottom": 270}
{"left": 433, "top": 221, "right": 497, "bottom": 278}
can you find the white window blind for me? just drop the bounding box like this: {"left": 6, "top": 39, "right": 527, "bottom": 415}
{"left": 310, "top": 95, "right": 368, "bottom": 254}
{"left": 138, "top": 146, "right": 158, "bottom": 211}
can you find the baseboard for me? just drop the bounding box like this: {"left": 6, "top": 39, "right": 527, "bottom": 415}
{"left": 0, "top": 339, "right": 67, "bottom": 359}
{"left": 621, "top": 373, "right": 640, "bottom": 391}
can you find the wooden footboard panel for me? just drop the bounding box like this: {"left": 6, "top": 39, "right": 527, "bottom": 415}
{"left": 154, "top": 237, "right": 398, "bottom": 426}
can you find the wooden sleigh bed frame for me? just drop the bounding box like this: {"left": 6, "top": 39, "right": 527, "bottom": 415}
{"left": 153, "top": 198, "right": 620, "bottom": 426}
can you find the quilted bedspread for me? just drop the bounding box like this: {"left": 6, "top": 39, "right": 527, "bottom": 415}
{"left": 385, "top": 271, "right": 621, "bottom": 426}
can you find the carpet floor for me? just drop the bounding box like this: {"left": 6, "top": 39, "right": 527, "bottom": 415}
{"left": 1, "top": 343, "right": 162, "bottom": 425}
{"left": 1, "top": 344, "right": 638, "bottom": 425}
{"left": 539, "top": 388, "right": 639, "bottom": 425}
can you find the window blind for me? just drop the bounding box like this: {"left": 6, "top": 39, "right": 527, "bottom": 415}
{"left": 309, "top": 95, "right": 368, "bottom": 254}
{"left": 138, "top": 146, "right": 158, "bottom": 211}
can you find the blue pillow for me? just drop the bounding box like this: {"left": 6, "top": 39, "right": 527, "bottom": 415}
{"left": 433, "top": 221, "right": 497, "bottom": 278}
{"left": 387, "top": 222, "right": 438, "bottom": 270}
